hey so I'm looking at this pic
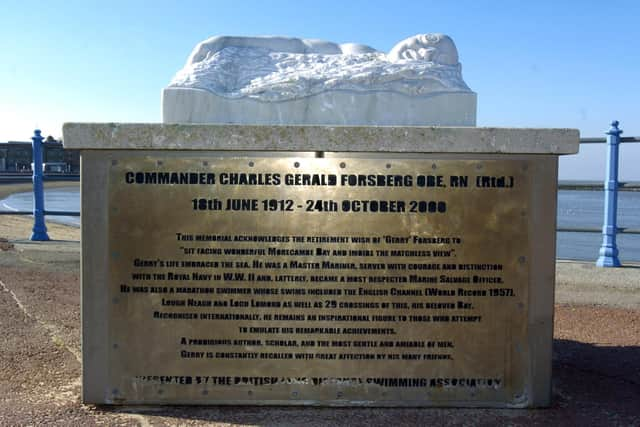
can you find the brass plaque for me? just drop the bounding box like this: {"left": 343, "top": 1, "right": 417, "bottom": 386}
{"left": 107, "top": 156, "right": 530, "bottom": 405}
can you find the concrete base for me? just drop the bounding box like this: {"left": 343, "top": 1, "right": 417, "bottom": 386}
{"left": 63, "top": 124, "right": 579, "bottom": 407}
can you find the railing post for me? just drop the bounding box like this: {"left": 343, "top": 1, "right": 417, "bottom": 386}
{"left": 31, "top": 129, "right": 50, "bottom": 241}
{"left": 596, "top": 120, "right": 622, "bottom": 267}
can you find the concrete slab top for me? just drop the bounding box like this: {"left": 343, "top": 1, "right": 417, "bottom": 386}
{"left": 62, "top": 123, "right": 579, "bottom": 154}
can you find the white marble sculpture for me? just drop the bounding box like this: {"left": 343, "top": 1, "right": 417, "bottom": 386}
{"left": 163, "top": 34, "right": 476, "bottom": 126}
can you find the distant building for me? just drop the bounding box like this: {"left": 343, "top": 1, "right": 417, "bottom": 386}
{"left": 0, "top": 139, "right": 80, "bottom": 173}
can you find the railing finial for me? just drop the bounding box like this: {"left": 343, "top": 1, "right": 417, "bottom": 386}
{"left": 608, "top": 120, "right": 622, "bottom": 135}
{"left": 596, "top": 120, "right": 622, "bottom": 267}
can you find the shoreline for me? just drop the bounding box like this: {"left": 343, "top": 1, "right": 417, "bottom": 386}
{"left": 0, "top": 180, "right": 79, "bottom": 201}
{"left": 1, "top": 182, "right": 81, "bottom": 242}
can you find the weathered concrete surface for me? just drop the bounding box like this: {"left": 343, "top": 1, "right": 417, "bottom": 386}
{"left": 62, "top": 123, "right": 579, "bottom": 154}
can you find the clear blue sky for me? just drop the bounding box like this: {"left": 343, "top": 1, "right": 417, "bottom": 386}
{"left": 1, "top": 0, "right": 639, "bottom": 179}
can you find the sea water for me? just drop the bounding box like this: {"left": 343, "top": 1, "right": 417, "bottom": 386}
{"left": 0, "top": 187, "right": 80, "bottom": 227}
{"left": 557, "top": 190, "right": 639, "bottom": 262}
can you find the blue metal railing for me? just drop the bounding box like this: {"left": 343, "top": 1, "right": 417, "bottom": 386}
{"left": 0, "top": 130, "right": 80, "bottom": 240}
{"left": 597, "top": 121, "right": 623, "bottom": 266}
{"left": 1, "top": 124, "right": 638, "bottom": 267}
{"left": 557, "top": 122, "right": 639, "bottom": 266}
{"left": 30, "top": 130, "right": 50, "bottom": 241}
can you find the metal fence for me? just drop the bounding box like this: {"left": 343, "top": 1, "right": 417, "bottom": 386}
{"left": 0, "top": 130, "right": 79, "bottom": 242}
{"left": 559, "top": 121, "right": 639, "bottom": 267}
{"left": 1, "top": 123, "right": 638, "bottom": 267}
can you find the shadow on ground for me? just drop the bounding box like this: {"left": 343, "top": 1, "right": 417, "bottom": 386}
{"left": 87, "top": 339, "right": 640, "bottom": 426}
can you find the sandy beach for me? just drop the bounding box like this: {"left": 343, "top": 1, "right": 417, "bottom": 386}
{"left": 0, "top": 182, "right": 638, "bottom": 425}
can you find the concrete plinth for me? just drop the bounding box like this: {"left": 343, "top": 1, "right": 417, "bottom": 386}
{"left": 64, "top": 123, "right": 578, "bottom": 407}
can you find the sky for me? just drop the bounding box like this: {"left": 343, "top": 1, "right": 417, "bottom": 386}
{"left": 1, "top": 0, "right": 639, "bottom": 180}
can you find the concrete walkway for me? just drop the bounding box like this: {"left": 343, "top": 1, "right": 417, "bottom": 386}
{"left": 556, "top": 259, "right": 640, "bottom": 309}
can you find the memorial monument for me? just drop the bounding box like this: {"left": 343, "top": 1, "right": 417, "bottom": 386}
{"left": 163, "top": 34, "right": 476, "bottom": 126}
{"left": 64, "top": 33, "right": 578, "bottom": 407}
